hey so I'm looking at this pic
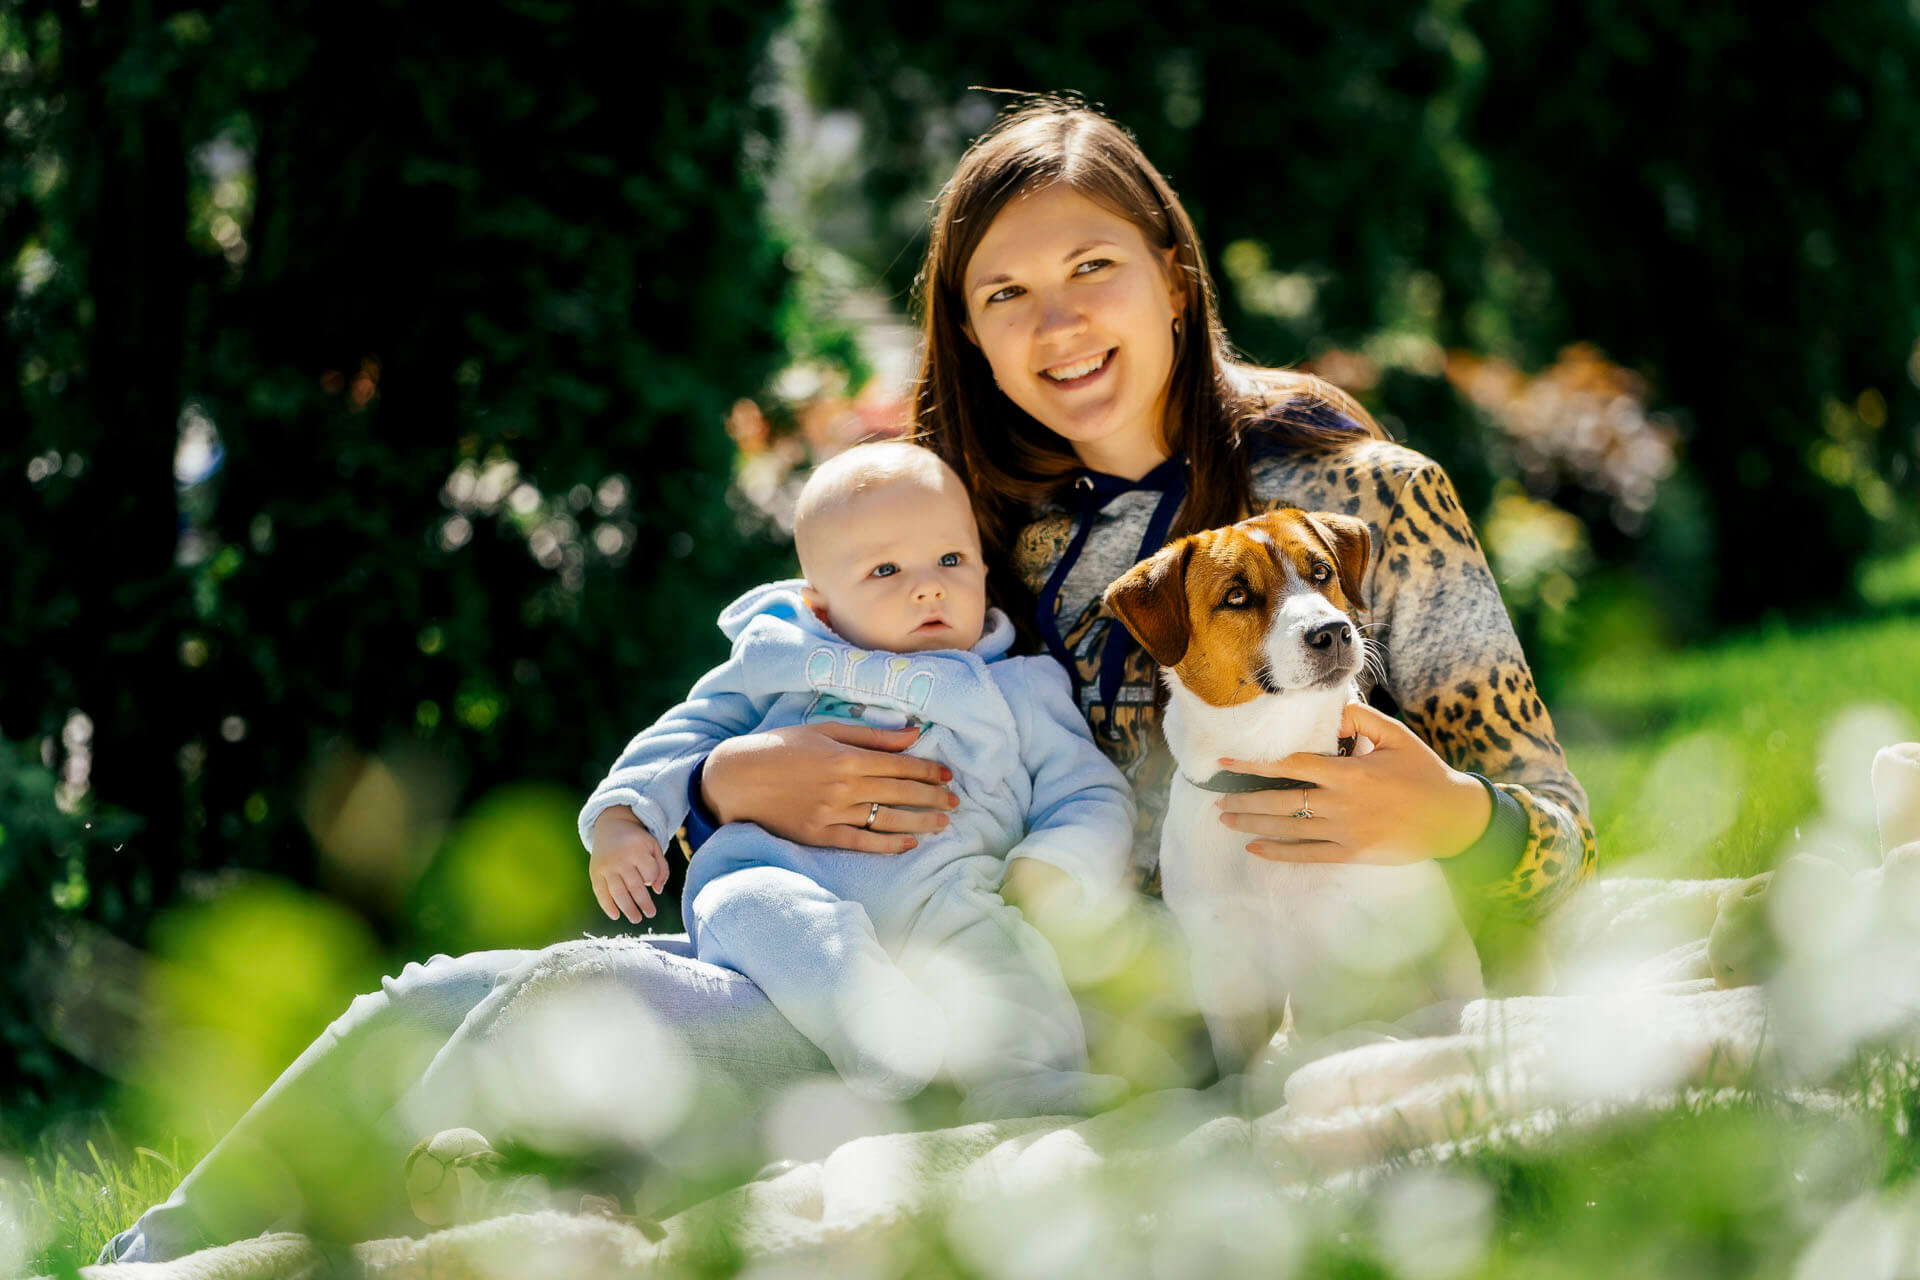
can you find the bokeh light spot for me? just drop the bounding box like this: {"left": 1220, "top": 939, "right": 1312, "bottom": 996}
{"left": 411, "top": 784, "right": 590, "bottom": 952}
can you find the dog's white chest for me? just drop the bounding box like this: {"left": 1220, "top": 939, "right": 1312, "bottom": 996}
{"left": 1163, "top": 777, "right": 1458, "bottom": 940}
{"left": 1160, "top": 774, "right": 1480, "bottom": 1056}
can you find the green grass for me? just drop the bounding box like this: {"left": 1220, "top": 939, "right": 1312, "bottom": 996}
{"left": 0, "top": 1124, "right": 196, "bottom": 1276}
{"left": 1560, "top": 612, "right": 1920, "bottom": 878}
{"left": 7, "top": 611, "right": 1920, "bottom": 1276}
{"left": 1451, "top": 1066, "right": 1920, "bottom": 1279}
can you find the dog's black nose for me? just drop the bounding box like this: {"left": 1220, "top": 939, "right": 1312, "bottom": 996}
{"left": 1305, "top": 620, "right": 1352, "bottom": 652}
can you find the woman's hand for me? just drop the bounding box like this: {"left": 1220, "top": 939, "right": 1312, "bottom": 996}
{"left": 1215, "top": 702, "right": 1492, "bottom": 866}
{"left": 701, "top": 722, "right": 957, "bottom": 854}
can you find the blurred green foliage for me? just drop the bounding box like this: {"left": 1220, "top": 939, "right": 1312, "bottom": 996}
{"left": 0, "top": 740, "right": 140, "bottom": 1105}
{"left": 2, "top": 0, "right": 797, "bottom": 1109}
{"left": 410, "top": 784, "right": 604, "bottom": 955}
{"left": 131, "top": 880, "right": 382, "bottom": 1143}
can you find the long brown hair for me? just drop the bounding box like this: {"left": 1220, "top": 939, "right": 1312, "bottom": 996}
{"left": 909, "top": 96, "right": 1385, "bottom": 628}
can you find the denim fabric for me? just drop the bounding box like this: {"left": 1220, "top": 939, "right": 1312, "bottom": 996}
{"left": 99, "top": 938, "right": 829, "bottom": 1264}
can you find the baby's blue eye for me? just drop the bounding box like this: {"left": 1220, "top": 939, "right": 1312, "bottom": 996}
{"left": 870, "top": 563, "right": 898, "bottom": 578}
{"left": 940, "top": 552, "right": 962, "bottom": 567}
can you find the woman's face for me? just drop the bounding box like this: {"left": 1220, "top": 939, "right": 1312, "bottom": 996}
{"left": 961, "top": 185, "right": 1184, "bottom": 479}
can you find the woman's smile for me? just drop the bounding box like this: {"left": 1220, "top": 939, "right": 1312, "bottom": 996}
{"left": 1041, "top": 347, "right": 1117, "bottom": 385}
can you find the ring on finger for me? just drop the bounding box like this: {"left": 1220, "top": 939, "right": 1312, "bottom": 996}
{"left": 1290, "top": 805, "right": 1314, "bottom": 820}
{"left": 862, "top": 801, "right": 881, "bottom": 830}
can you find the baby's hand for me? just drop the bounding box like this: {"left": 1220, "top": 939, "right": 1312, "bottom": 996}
{"left": 589, "top": 808, "right": 670, "bottom": 924}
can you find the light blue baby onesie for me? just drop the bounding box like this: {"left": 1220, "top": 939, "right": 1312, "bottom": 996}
{"left": 579, "top": 581, "right": 1134, "bottom": 1116}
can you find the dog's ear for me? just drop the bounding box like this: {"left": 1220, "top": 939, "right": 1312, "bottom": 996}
{"left": 1304, "top": 512, "right": 1371, "bottom": 613}
{"left": 1103, "top": 539, "right": 1195, "bottom": 668}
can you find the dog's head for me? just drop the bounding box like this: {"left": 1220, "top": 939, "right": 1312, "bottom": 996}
{"left": 1102, "top": 509, "right": 1370, "bottom": 708}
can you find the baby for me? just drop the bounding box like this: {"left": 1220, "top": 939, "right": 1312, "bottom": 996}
{"left": 578, "top": 442, "right": 1134, "bottom": 1119}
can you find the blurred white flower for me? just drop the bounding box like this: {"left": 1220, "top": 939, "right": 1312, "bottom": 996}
{"left": 1794, "top": 1181, "right": 1920, "bottom": 1280}
{"left": 1635, "top": 732, "right": 1743, "bottom": 869}
{"left": 762, "top": 1078, "right": 907, "bottom": 1166}
{"left": 1372, "top": 1167, "right": 1495, "bottom": 1280}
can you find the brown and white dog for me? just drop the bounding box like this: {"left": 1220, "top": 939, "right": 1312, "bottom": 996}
{"left": 1104, "top": 509, "right": 1483, "bottom": 1071}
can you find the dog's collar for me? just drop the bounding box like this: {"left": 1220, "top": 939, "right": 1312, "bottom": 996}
{"left": 1182, "top": 734, "right": 1357, "bottom": 793}
{"left": 1186, "top": 770, "right": 1315, "bottom": 793}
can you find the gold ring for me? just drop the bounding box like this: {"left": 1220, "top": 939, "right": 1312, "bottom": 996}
{"left": 862, "top": 802, "right": 881, "bottom": 829}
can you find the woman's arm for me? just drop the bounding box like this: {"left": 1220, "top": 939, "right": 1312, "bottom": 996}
{"left": 1371, "top": 461, "right": 1597, "bottom": 915}
{"left": 698, "top": 722, "right": 957, "bottom": 854}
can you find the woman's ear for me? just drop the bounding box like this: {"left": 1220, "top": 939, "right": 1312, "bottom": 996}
{"left": 1162, "top": 246, "right": 1187, "bottom": 316}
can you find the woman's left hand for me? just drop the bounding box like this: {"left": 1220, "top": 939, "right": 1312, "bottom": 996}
{"left": 1216, "top": 702, "right": 1492, "bottom": 866}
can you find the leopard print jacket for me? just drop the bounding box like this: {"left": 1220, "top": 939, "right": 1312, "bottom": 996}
{"left": 1010, "top": 435, "right": 1598, "bottom": 921}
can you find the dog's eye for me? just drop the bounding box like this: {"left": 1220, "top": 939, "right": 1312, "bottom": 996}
{"left": 1223, "top": 586, "right": 1249, "bottom": 608}
{"left": 1310, "top": 562, "right": 1332, "bottom": 584}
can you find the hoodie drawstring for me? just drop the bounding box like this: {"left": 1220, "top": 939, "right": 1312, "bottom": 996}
{"left": 1034, "top": 454, "right": 1187, "bottom": 736}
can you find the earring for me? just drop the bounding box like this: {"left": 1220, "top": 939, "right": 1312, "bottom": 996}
{"left": 1172, "top": 316, "right": 1183, "bottom": 338}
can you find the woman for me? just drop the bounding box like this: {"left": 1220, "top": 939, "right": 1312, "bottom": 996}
{"left": 102, "top": 98, "right": 1592, "bottom": 1264}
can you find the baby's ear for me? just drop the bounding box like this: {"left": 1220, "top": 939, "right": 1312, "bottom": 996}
{"left": 799, "top": 585, "right": 831, "bottom": 625}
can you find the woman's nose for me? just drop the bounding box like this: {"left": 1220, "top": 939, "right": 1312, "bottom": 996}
{"left": 1035, "top": 294, "right": 1087, "bottom": 339}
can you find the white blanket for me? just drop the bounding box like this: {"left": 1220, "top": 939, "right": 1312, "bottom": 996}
{"left": 81, "top": 745, "right": 1920, "bottom": 1280}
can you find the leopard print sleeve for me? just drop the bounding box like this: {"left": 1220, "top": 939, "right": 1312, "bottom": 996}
{"left": 1369, "top": 460, "right": 1599, "bottom": 918}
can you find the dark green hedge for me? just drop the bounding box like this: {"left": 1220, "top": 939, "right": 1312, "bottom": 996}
{"left": 2, "top": 0, "right": 796, "bottom": 1107}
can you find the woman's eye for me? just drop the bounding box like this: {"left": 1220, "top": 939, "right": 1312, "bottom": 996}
{"left": 1224, "top": 586, "right": 1249, "bottom": 607}
{"left": 870, "top": 563, "right": 898, "bottom": 578}
{"left": 1074, "top": 258, "right": 1113, "bottom": 276}
{"left": 986, "top": 285, "right": 1023, "bottom": 305}
{"left": 940, "top": 552, "right": 962, "bottom": 567}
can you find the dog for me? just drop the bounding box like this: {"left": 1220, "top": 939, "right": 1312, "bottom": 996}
{"left": 1103, "top": 508, "right": 1483, "bottom": 1072}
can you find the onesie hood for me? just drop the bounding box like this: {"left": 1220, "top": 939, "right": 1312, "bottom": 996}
{"left": 718, "top": 579, "right": 1014, "bottom": 661}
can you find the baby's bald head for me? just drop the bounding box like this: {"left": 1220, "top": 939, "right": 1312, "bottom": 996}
{"left": 792, "top": 441, "right": 988, "bottom": 654}
{"left": 792, "top": 442, "right": 969, "bottom": 575}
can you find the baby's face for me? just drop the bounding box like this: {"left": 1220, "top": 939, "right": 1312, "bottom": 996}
{"left": 803, "top": 473, "right": 988, "bottom": 653}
